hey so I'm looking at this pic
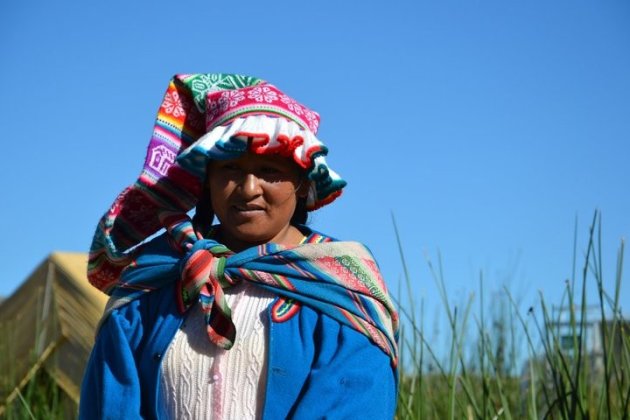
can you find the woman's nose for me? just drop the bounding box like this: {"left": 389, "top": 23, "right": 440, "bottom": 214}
{"left": 240, "top": 173, "right": 264, "bottom": 197}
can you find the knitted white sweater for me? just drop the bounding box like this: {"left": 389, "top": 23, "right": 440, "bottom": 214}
{"left": 159, "top": 283, "right": 275, "bottom": 419}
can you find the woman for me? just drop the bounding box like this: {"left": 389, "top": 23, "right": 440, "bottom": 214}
{"left": 80, "top": 74, "right": 398, "bottom": 419}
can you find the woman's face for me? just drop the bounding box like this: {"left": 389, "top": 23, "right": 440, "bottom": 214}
{"left": 206, "top": 152, "right": 306, "bottom": 251}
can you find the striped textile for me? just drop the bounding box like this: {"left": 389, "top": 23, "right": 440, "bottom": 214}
{"left": 101, "top": 215, "right": 399, "bottom": 367}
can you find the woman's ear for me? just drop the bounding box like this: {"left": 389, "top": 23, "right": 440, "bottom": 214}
{"left": 296, "top": 178, "right": 309, "bottom": 199}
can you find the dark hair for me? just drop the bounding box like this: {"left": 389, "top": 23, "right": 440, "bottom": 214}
{"left": 192, "top": 186, "right": 309, "bottom": 237}
{"left": 192, "top": 186, "right": 215, "bottom": 236}
{"left": 291, "top": 196, "right": 308, "bottom": 226}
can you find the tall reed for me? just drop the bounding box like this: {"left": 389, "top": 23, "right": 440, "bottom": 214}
{"left": 395, "top": 211, "right": 629, "bottom": 419}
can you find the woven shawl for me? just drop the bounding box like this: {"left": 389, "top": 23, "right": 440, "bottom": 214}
{"left": 100, "top": 216, "right": 399, "bottom": 367}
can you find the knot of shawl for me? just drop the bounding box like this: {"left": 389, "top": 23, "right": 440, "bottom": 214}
{"left": 178, "top": 239, "right": 237, "bottom": 349}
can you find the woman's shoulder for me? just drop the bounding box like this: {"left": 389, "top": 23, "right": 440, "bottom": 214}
{"left": 297, "top": 225, "right": 338, "bottom": 243}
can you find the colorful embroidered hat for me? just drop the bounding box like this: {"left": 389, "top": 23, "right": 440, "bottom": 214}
{"left": 89, "top": 73, "right": 346, "bottom": 291}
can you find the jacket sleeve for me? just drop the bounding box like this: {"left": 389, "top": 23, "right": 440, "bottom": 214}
{"left": 289, "top": 314, "right": 397, "bottom": 419}
{"left": 79, "top": 299, "right": 145, "bottom": 419}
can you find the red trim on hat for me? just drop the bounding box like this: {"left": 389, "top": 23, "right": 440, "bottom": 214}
{"left": 233, "top": 130, "right": 305, "bottom": 162}
{"left": 309, "top": 190, "right": 343, "bottom": 211}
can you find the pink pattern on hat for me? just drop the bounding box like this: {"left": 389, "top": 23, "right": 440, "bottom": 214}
{"left": 205, "top": 83, "right": 320, "bottom": 133}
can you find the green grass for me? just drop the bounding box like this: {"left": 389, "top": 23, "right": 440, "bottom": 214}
{"left": 0, "top": 321, "right": 68, "bottom": 419}
{"left": 394, "top": 211, "right": 629, "bottom": 419}
{"left": 2, "top": 369, "right": 67, "bottom": 420}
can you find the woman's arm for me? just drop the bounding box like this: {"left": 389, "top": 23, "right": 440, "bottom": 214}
{"left": 79, "top": 300, "right": 145, "bottom": 419}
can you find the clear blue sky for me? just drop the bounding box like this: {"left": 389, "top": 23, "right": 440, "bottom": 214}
{"left": 2, "top": 0, "right": 629, "bottom": 331}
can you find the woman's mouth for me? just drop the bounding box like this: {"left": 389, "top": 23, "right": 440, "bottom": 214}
{"left": 233, "top": 204, "right": 265, "bottom": 215}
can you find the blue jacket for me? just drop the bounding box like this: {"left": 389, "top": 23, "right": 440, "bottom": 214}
{"left": 79, "top": 280, "right": 397, "bottom": 418}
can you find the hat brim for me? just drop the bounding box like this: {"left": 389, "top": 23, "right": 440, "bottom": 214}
{"left": 177, "top": 115, "right": 346, "bottom": 211}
